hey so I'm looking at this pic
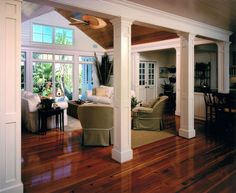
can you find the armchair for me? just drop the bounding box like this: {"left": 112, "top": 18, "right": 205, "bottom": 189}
{"left": 132, "top": 96, "right": 168, "bottom": 131}
{"left": 78, "top": 103, "right": 113, "bottom": 146}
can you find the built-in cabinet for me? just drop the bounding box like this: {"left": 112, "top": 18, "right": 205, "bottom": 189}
{"left": 194, "top": 62, "right": 211, "bottom": 92}
{"left": 194, "top": 92, "right": 206, "bottom": 120}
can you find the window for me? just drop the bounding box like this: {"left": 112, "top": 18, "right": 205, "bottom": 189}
{"left": 55, "top": 54, "right": 73, "bottom": 61}
{"left": 32, "top": 24, "right": 53, "bottom": 44}
{"left": 79, "top": 64, "right": 93, "bottom": 99}
{"left": 55, "top": 27, "right": 73, "bottom": 45}
{"left": 21, "top": 52, "right": 26, "bottom": 90}
{"left": 78, "top": 56, "right": 95, "bottom": 99}
{"left": 32, "top": 24, "right": 73, "bottom": 45}
{"left": 79, "top": 56, "right": 95, "bottom": 62}
{"left": 55, "top": 63, "right": 73, "bottom": 99}
{"left": 32, "top": 52, "right": 74, "bottom": 99}
{"left": 32, "top": 62, "right": 53, "bottom": 96}
{"left": 33, "top": 53, "right": 53, "bottom": 60}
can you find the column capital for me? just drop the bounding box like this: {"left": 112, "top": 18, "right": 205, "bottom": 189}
{"left": 110, "top": 17, "right": 134, "bottom": 26}
{"left": 177, "top": 32, "right": 196, "bottom": 39}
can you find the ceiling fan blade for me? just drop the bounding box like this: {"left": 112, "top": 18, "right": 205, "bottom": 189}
{"left": 82, "top": 15, "right": 107, "bottom": 29}
{"left": 69, "top": 17, "right": 88, "bottom": 26}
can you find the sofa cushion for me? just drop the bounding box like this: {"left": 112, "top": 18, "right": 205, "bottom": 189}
{"left": 95, "top": 87, "right": 107, "bottom": 96}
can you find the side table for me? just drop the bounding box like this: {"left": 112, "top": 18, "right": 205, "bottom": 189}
{"left": 38, "top": 107, "right": 64, "bottom": 134}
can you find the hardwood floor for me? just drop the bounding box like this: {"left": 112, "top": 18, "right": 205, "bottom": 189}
{"left": 22, "top": 117, "right": 236, "bottom": 193}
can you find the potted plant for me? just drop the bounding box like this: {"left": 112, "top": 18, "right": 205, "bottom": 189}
{"left": 161, "top": 80, "right": 174, "bottom": 95}
{"left": 131, "top": 96, "right": 139, "bottom": 109}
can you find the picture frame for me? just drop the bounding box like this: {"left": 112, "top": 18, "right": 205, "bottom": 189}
{"left": 159, "top": 67, "right": 169, "bottom": 78}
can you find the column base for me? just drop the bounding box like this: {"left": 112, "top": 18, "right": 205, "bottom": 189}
{"left": 0, "top": 182, "right": 23, "bottom": 193}
{"left": 112, "top": 148, "right": 133, "bottom": 163}
{"left": 179, "top": 128, "right": 196, "bottom": 139}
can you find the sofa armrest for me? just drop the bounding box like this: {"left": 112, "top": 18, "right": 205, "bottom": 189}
{"left": 132, "top": 107, "right": 153, "bottom": 113}
{"left": 56, "top": 101, "right": 68, "bottom": 109}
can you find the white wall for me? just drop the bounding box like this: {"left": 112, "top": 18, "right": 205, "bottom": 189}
{"left": 22, "top": 10, "right": 105, "bottom": 52}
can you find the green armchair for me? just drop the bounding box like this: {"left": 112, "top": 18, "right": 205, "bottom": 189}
{"left": 78, "top": 103, "right": 113, "bottom": 146}
{"left": 132, "top": 96, "right": 168, "bottom": 131}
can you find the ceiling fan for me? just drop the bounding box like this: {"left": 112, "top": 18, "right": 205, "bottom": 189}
{"left": 69, "top": 14, "right": 107, "bottom": 29}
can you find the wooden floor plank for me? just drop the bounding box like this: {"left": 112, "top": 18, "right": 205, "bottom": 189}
{"left": 22, "top": 115, "right": 236, "bottom": 193}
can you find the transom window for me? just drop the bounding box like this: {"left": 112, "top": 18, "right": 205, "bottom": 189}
{"left": 32, "top": 24, "right": 73, "bottom": 46}
{"left": 33, "top": 53, "right": 53, "bottom": 60}
{"left": 79, "top": 56, "right": 95, "bottom": 62}
{"left": 32, "top": 24, "right": 53, "bottom": 44}
{"left": 55, "top": 27, "right": 73, "bottom": 45}
{"left": 55, "top": 54, "right": 73, "bottom": 61}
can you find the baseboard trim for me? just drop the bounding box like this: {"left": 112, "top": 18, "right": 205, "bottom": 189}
{"left": 178, "top": 128, "right": 196, "bottom": 139}
{"left": 112, "top": 148, "right": 133, "bottom": 163}
{"left": 0, "top": 182, "right": 23, "bottom": 193}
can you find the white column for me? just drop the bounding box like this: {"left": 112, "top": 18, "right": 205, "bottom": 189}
{"left": 111, "top": 17, "right": 133, "bottom": 163}
{"left": 175, "top": 46, "right": 181, "bottom": 116}
{"left": 217, "top": 41, "right": 230, "bottom": 93}
{"left": 0, "top": 1, "right": 23, "bottom": 193}
{"left": 131, "top": 52, "right": 140, "bottom": 99}
{"left": 178, "top": 33, "right": 196, "bottom": 139}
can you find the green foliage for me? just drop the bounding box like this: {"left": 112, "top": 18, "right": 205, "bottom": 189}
{"left": 131, "top": 96, "right": 139, "bottom": 109}
{"left": 33, "top": 62, "right": 52, "bottom": 96}
{"left": 94, "top": 52, "right": 113, "bottom": 85}
{"left": 55, "top": 31, "right": 72, "bottom": 45}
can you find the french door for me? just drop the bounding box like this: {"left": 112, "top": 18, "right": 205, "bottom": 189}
{"left": 139, "top": 61, "right": 156, "bottom": 103}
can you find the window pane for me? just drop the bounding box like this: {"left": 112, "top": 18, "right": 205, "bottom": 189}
{"left": 79, "top": 63, "right": 93, "bottom": 99}
{"left": 32, "top": 62, "right": 53, "bottom": 96}
{"left": 43, "top": 26, "right": 52, "bottom": 35}
{"left": 55, "top": 54, "right": 73, "bottom": 61}
{"left": 55, "top": 27, "right": 73, "bottom": 45}
{"left": 79, "top": 56, "right": 95, "bottom": 62}
{"left": 55, "top": 63, "right": 73, "bottom": 100}
{"left": 32, "top": 24, "right": 53, "bottom": 44}
{"left": 21, "top": 52, "right": 26, "bottom": 90}
{"left": 43, "top": 34, "right": 53, "bottom": 43}
{"left": 33, "top": 34, "right": 42, "bottom": 42}
{"left": 33, "top": 24, "right": 42, "bottom": 33}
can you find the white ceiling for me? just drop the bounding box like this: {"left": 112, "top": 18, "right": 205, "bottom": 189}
{"left": 128, "top": 0, "right": 236, "bottom": 33}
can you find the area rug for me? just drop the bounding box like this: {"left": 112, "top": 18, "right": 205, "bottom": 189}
{"left": 131, "top": 129, "right": 176, "bottom": 148}
{"left": 65, "top": 116, "right": 176, "bottom": 148}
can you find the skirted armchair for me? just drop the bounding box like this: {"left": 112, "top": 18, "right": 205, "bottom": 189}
{"left": 132, "top": 96, "right": 168, "bottom": 131}
{"left": 78, "top": 103, "right": 113, "bottom": 146}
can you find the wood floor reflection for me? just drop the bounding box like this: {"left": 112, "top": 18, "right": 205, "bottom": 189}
{"left": 22, "top": 117, "right": 236, "bottom": 193}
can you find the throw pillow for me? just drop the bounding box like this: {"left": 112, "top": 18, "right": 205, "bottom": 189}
{"left": 95, "top": 87, "right": 106, "bottom": 96}
{"left": 101, "top": 85, "right": 114, "bottom": 98}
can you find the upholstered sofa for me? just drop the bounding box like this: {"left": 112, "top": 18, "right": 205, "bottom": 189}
{"left": 21, "top": 91, "right": 68, "bottom": 133}
{"left": 86, "top": 85, "right": 135, "bottom": 105}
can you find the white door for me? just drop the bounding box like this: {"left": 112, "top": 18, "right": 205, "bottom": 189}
{"left": 139, "top": 61, "right": 156, "bottom": 103}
